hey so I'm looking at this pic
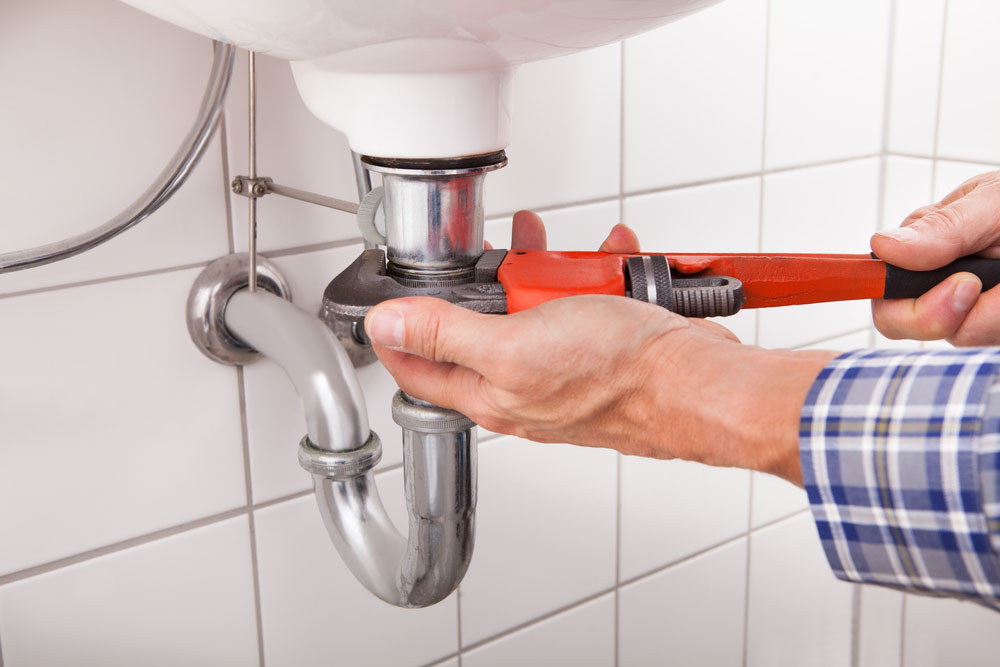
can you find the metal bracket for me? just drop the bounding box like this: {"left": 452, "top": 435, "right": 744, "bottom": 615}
{"left": 231, "top": 175, "right": 360, "bottom": 214}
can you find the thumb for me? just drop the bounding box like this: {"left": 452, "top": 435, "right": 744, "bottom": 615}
{"left": 364, "top": 297, "right": 496, "bottom": 371}
{"left": 871, "top": 183, "right": 1000, "bottom": 271}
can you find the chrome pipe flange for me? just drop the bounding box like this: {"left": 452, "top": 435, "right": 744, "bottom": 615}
{"left": 186, "top": 253, "right": 291, "bottom": 365}
{"left": 298, "top": 432, "right": 383, "bottom": 479}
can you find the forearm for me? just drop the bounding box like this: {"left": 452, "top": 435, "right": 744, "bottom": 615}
{"left": 646, "top": 337, "right": 836, "bottom": 486}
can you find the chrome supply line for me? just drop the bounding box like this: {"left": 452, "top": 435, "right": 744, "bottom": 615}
{"left": 0, "top": 41, "right": 236, "bottom": 273}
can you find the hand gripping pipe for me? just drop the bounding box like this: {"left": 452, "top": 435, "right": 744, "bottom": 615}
{"left": 0, "top": 41, "right": 235, "bottom": 273}
{"left": 224, "top": 289, "right": 477, "bottom": 608}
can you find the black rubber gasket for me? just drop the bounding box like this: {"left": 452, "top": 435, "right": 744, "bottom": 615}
{"left": 362, "top": 151, "right": 507, "bottom": 171}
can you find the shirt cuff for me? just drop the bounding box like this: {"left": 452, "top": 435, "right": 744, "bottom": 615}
{"left": 800, "top": 348, "right": 1000, "bottom": 604}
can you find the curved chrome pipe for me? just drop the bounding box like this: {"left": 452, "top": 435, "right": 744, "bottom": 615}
{"left": 0, "top": 41, "right": 236, "bottom": 273}
{"left": 224, "top": 289, "right": 476, "bottom": 608}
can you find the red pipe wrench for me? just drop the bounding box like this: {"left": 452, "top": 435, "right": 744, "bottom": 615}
{"left": 495, "top": 250, "right": 1000, "bottom": 316}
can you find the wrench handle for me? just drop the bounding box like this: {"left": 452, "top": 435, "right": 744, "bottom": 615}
{"left": 883, "top": 256, "right": 1000, "bottom": 299}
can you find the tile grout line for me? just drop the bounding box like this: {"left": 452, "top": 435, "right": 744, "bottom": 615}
{"left": 456, "top": 587, "right": 464, "bottom": 667}
{"left": 221, "top": 95, "right": 267, "bottom": 667}
{"left": 746, "top": 1, "right": 771, "bottom": 659}
{"left": 0, "top": 151, "right": 885, "bottom": 304}
{"left": 0, "top": 260, "right": 214, "bottom": 302}
{"left": 235, "top": 365, "right": 266, "bottom": 667}
{"left": 791, "top": 326, "right": 873, "bottom": 352}
{"left": 850, "top": 585, "right": 863, "bottom": 667}
{"left": 859, "top": 3, "right": 901, "bottom": 661}
{"left": 0, "top": 507, "right": 250, "bottom": 587}
{"left": 439, "top": 510, "right": 813, "bottom": 665}
{"left": 898, "top": 594, "right": 907, "bottom": 667}
{"left": 614, "top": 453, "right": 623, "bottom": 667}
{"left": 887, "top": 151, "right": 1000, "bottom": 170}
{"left": 0, "top": 488, "right": 317, "bottom": 587}
{"left": 252, "top": 489, "right": 313, "bottom": 511}
{"left": 460, "top": 586, "right": 619, "bottom": 656}
{"left": 930, "top": 0, "right": 951, "bottom": 200}
{"left": 876, "top": 0, "right": 900, "bottom": 233}
{"left": 487, "top": 153, "right": 883, "bottom": 222}
{"left": 741, "top": 475, "right": 754, "bottom": 667}
{"left": 614, "top": 35, "right": 626, "bottom": 667}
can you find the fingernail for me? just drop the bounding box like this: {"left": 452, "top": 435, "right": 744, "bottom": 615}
{"left": 367, "top": 308, "right": 405, "bottom": 348}
{"left": 952, "top": 279, "right": 981, "bottom": 313}
{"left": 876, "top": 226, "right": 920, "bottom": 243}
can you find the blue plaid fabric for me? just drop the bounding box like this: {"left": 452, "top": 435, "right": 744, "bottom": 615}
{"left": 801, "top": 348, "right": 1000, "bottom": 607}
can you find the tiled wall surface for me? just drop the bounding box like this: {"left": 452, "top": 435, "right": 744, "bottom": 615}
{"left": 3, "top": 0, "right": 1000, "bottom": 665}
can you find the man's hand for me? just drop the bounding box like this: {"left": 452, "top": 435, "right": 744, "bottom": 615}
{"left": 364, "top": 211, "right": 835, "bottom": 485}
{"left": 872, "top": 170, "right": 1000, "bottom": 345}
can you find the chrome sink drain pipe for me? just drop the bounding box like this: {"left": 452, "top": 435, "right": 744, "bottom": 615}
{"left": 187, "top": 253, "right": 478, "bottom": 608}
{"left": 186, "top": 152, "right": 504, "bottom": 608}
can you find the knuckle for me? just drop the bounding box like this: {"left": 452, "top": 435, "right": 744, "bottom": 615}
{"left": 921, "top": 208, "right": 965, "bottom": 238}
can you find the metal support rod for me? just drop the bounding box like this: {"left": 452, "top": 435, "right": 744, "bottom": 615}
{"left": 267, "top": 182, "right": 359, "bottom": 214}
{"left": 248, "top": 50, "right": 258, "bottom": 293}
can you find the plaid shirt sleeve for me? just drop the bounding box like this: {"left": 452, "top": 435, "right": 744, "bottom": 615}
{"left": 800, "top": 348, "right": 1000, "bottom": 607}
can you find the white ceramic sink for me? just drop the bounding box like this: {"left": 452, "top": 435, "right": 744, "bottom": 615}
{"left": 121, "top": 0, "right": 724, "bottom": 157}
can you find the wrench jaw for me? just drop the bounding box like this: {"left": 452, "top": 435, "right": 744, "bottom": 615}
{"left": 624, "top": 255, "right": 744, "bottom": 318}
{"left": 319, "top": 249, "right": 509, "bottom": 367}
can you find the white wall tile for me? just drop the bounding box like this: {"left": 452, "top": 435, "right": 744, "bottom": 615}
{"left": 0, "top": 518, "right": 258, "bottom": 667}
{"left": 766, "top": 0, "right": 891, "bottom": 169}
{"left": 857, "top": 586, "right": 903, "bottom": 667}
{"left": 619, "top": 538, "right": 747, "bottom": 667}
{"left": 746, "top": 513, "right": 853, "bottom": 667}
{"left": 226, "top": 53, "right": 362, "bottom": 253}
{"left": 0, "top": 270, "right": 246, "bottom": 575}
{"left": 463, "top": 594, "right": 615, "bottom": 667}
{"left": 882, "top": 157, "right": 934, "bottom": 230}
{"left": 0, "top": 0, "right": 230, "bottom": 296}
{"left": 887, "top": 0, "right": 947, "bottom": 156}
{"left": 485, "top": 46, "right": 621, "bottom": 216}
{"left": 751, "top": 473, "right": 808, "bottom": 529}
{"left": 761, "top": 158, "right": 881, "bottom": 253}
{"left": 758, "top": 301, "right": 871, "bottom": 350}
{"left": 242, "top": 246, "right": 403, "bottom": 503}
{"left": 254, "top": 485, "right": 458, "bottom": 667}
{"left": 620, "top": 458, "right": 749, "bottom": 581}
{"left": 873, "top": 330, "right": 919, "bottom": 351}
{"left": 460, "top": 437, "right": 617, "bottom": 646}
{"left": 485, "top": 201, "right": 622, "bottom": 253}
{"left": 623, "top": 0, "right": 767, "bottom": 191}
{"left": 758, "top": 159, "right": 881, "bottom": 348}
{"left": 903, "top": 593, "right": 1000, "bottom": 667}
{"left": 938, "top": 0, "right": 1000, "bottom": 163}
{"left": 624, "top": 177, "right": 761, "bottom": 252}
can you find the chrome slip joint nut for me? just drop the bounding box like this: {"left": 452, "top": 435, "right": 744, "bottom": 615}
{"left": 298, "top": 431, "right": 383, "bottom": 479}
{"left": 391, "top": 390, "right": 476, "bottom": 434}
